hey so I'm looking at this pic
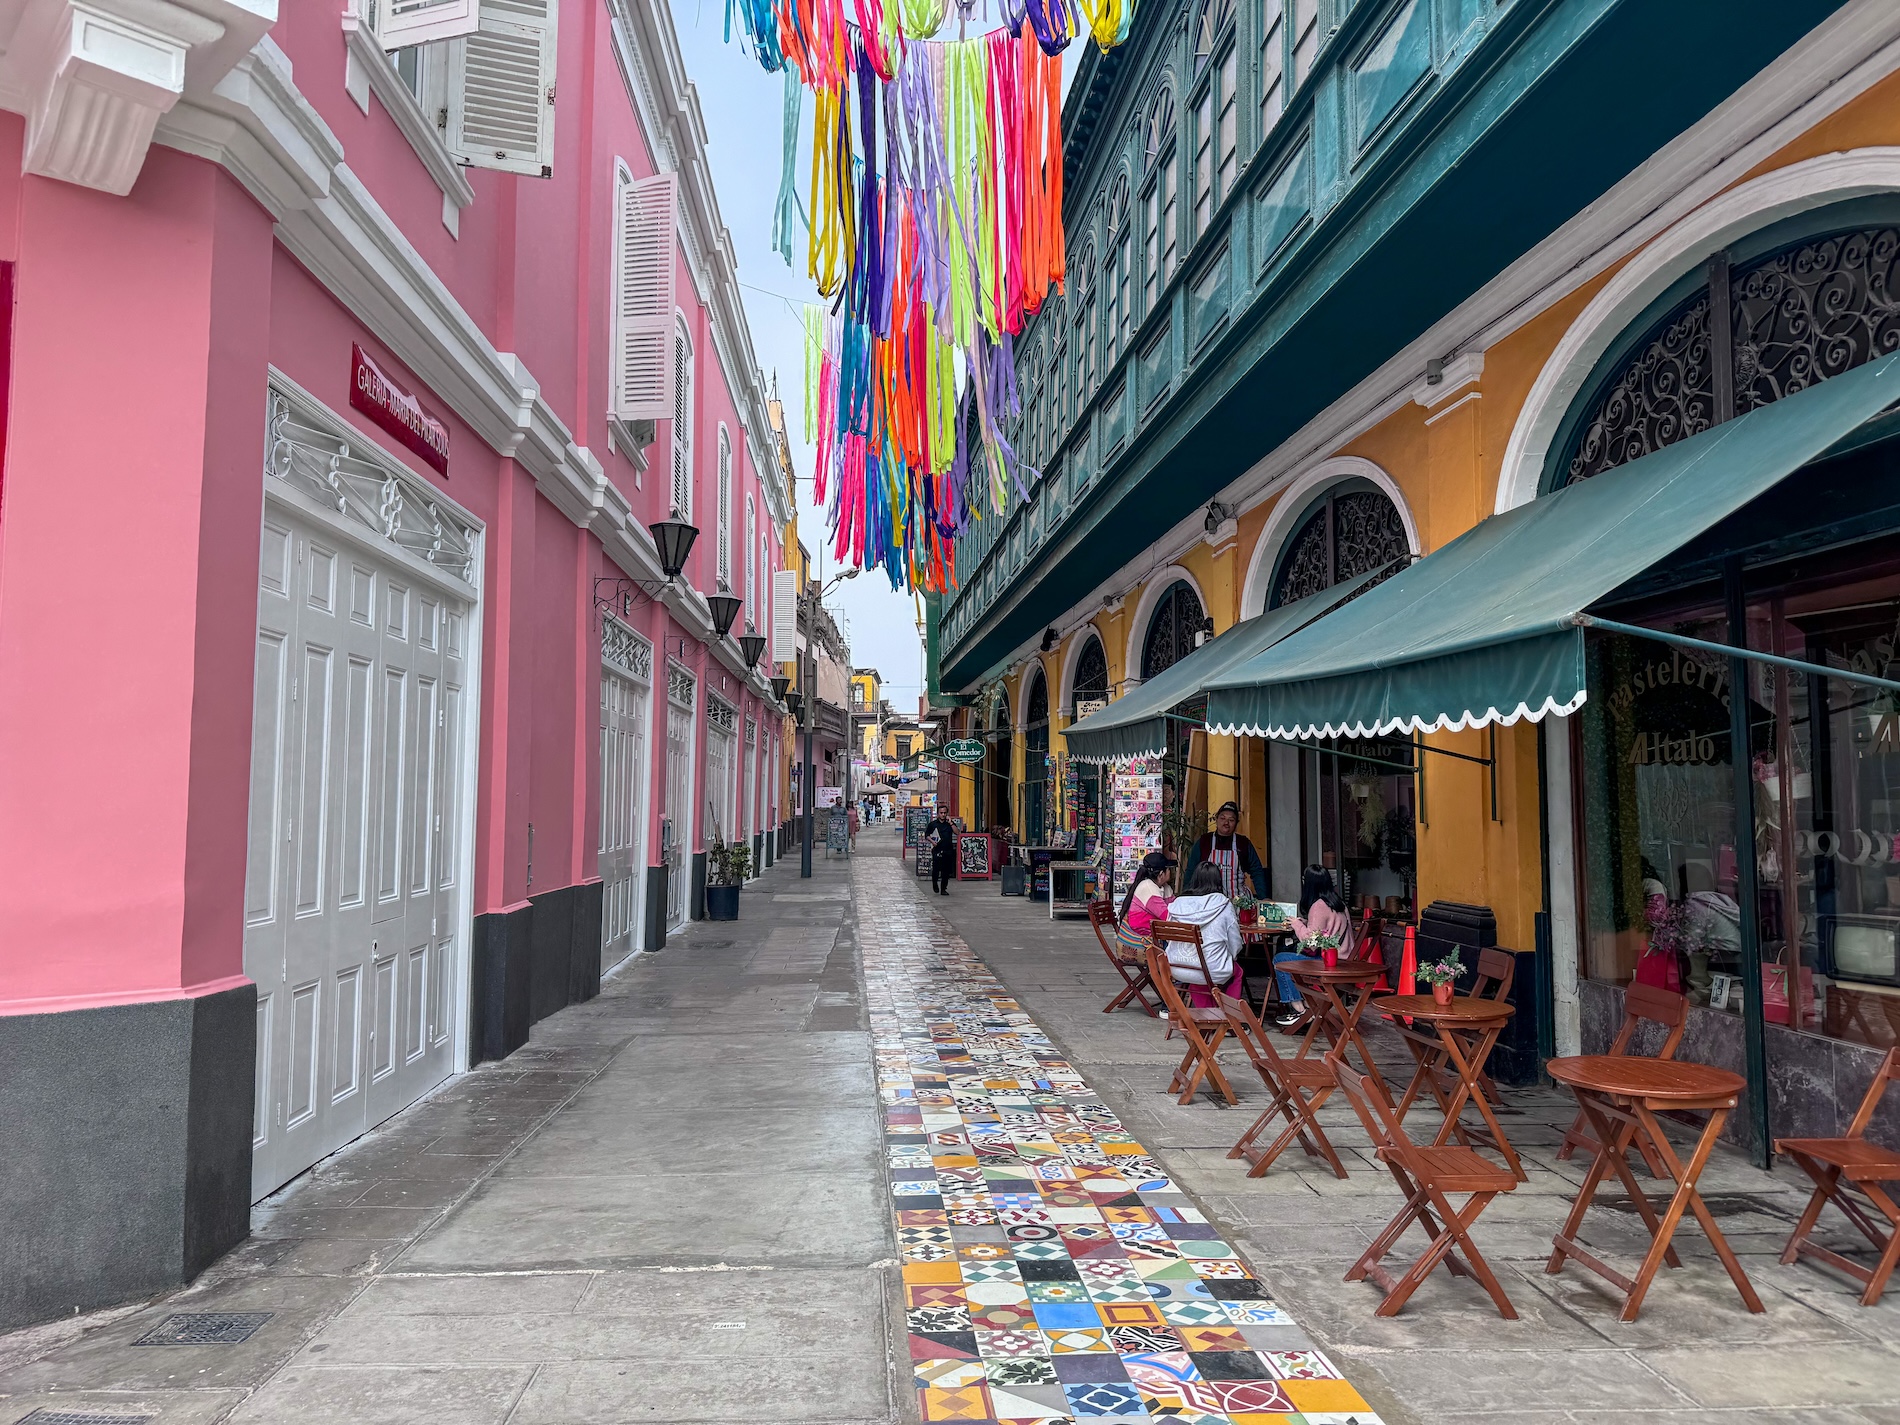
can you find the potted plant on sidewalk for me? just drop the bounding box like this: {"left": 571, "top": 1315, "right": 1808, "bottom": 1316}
{"left": 706, "top": 834, "right": 752, "bottom": 921}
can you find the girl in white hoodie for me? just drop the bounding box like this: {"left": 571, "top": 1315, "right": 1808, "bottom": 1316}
{"left": 1165, "top": 862, "right": 1246, "bottom": 1007}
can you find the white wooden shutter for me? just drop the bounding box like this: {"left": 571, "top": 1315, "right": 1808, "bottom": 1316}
{"left": 772, "top": 568, "right": 798, "bottom": 665}
{"left": 445, "top": 0, "right": 557, "bottom": 178}
{"left": 745, "top": 495, "right": 757, "bottom": 628}
{"left": 717, "top": 431, "right": 732, "bottom": 590}
{"left": 671, "top": 329, "right": 692, "bottom": 518}
{"left": 611, "top": 169, "right": 677, "bottom": 422}
{"left": 378, "top": 0, "right": 480, "bottom": 47}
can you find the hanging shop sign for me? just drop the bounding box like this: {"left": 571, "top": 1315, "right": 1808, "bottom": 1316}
{"left": 942, "top": 738, "right": 986, "bottom": 765}
{"left": 351, "top": 343, "right": 450, "bottom": 476}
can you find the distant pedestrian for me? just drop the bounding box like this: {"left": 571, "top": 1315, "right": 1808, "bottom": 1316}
{"left": 925, "top": 813, "right": 957, "bottom": 894}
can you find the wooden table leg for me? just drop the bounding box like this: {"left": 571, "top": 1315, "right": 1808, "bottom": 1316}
{"left": 1548, "top": 1090, "right": 1652, "bottom": 1279}
{"left": 1625, "top": 1102, "right": 1761, "bottom": 1321}
{"left": 1576, "top": 1094, "right": 1683, "bottom": 1272}
{"left": 1437, "top": 1022, "right": 1524, "bottom": 1181}
{"left": 1334, "top": 986, "right": 1382, "bottom": 1077}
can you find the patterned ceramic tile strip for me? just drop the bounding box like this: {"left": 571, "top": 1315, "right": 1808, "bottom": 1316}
{"left": 861, "top": 856, "right": 1383, "bottom": 1425}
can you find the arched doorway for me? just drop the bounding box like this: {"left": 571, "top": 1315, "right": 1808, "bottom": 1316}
{"left": 1266, "top": 480, "right": 1416, "bottom": 909}
{"left": 987, "top": 686, "right": 1013, "bottom": 832}
{"left": 1070, "top": 635, "right": 1110, "bottom": 858}
{"left": 1023, "top": 666, "right": 1050, "bottom": 844}
{"left": 1140, "top": 581, "right": 1207, "bottom": 850}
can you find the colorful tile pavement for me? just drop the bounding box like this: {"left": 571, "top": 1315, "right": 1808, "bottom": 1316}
{"left": 863, "top": 856, "right": 1383, "bottom": 1425}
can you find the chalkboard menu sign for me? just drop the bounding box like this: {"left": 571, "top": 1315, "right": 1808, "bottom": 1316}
{"left": 957, "top": 831, "right": 993, "bottom": 880}
{"left": 905, "top": 806, "right": 930, "bottom": 853}
{"left": 826, "top": 808, "right": 849, "bottom": 853}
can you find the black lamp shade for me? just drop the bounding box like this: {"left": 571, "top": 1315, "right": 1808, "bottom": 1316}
{"left": 770, "top": 674, "right": 791, "bottom": 702}
{"left": 648, "top": 520, "right": 698, "bottom": 579}
{"left": 739, "top": 633, "right": 768, "bottom": 669}
{"left": 707, "top": 594, "right": 743, "bottom": 639}
{"left": 785, "top": 692, "right": 804, "bottom": 720}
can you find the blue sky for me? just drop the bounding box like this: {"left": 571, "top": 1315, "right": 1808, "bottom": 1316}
{"left": 668, "top": 4, "right": 1083, "bottom": 710}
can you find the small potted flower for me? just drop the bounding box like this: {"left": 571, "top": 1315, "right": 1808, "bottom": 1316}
{"left": 1417, "top": 954, "right": 1463, "bottom": 1006}
{"left": 705, "top": 834, "right": 752, "bottom": 921}
{"left": 1235, "top": 887, "right": 1258, "bottom": 926}
{"left": 1301, "top": 931, "right": 1342, "bottom": 970}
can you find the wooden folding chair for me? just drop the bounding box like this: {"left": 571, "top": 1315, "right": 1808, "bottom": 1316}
{"left": 1333, "top": 1061, "right": 1519, "bottom": 1319}
{"left": 1089, "top": 900, "right": 1159, "bottom": 1016}
{"left": 1777, "top": 1046, "right": 1900, "bottom": 1306}
{"left": 1222, "top": 996, "right": 1348, "bottom": 1179}
{"left": 1147, "top": 926, "right": 1238, "bottom": 1107}
{"left": 1556, "top": 981, "right": 1688, "bottom": 1176}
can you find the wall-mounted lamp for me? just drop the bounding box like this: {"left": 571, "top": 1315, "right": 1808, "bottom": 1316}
{"left": 771, "top": 674, "right": 792, "bottom": 702}
{"left": 785, "top": 691, "right": 805, "bottom": 721}
{"left": 1204, "top": 500, "right": 1235, "bottom": 535}
{"left": 740, "top": 633, "right": 768, "bottom": 669}
{"left": 706, "top": 594, "right": 743, "bottom": 639}
{"left": 592, "top": 520, "right": 703, "bottom": 622}
{"left": 1039, "top": 626, "right": 1058, "bottom": 652}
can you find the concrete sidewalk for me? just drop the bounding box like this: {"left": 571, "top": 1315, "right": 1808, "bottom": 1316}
{"left": 917, "top": 845, "right": 1900, "bottom": 1425}
{"left": 0, "top": 844, "right": 902, "bottom": 1425}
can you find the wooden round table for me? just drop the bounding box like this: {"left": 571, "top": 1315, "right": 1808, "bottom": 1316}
{"left": 1544, "top": 1056, "right": 1763, "bottom": 1322}
{"left": 1281, "top": 958, "right": 1386, "bottom": 1072}
{"left": 1374, "top": 994, "right": 1523, "bottom": 1181}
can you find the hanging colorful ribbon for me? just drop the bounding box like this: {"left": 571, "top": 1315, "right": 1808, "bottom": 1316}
{"left": 723, "top": 0, "right": 1140, "bottom": 592}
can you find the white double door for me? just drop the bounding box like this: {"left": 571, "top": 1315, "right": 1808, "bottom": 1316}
{"left": 598, "top": 666, "right": 648, "bottom": 967}
{"left": 706, "top": 721, "right": 735, "bottom": 845}
{"left": 665, "top": 700, "right": 693, "bottom": 928}
{"left": 245, "top": 505, "right": 466, "bottom": 1200}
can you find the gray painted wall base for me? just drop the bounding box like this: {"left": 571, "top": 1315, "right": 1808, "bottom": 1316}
{"left": 643, "top": 864, "right": 669, "bottom": 952}
{"left": 0, "top": 983, "right": 255, "bottom": 1332}
{"left": 473, "top": 881, "right": 606, "bottom": 1067}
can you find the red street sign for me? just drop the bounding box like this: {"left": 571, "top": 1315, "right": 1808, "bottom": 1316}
{"left": 350, "top": 343, "right": 450, "bottom": 476}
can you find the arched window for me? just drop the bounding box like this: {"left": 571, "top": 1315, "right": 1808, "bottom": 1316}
{"left": 1190, "top": 0, "right": 1237, "bottom": 239}
{"left": 1073, "top": 634, "right": 1109, "bottom": 710}
{"left": 1142, "top": 580, "right": 1206, "bottom": 680}
{"left": 1072, "top": 241, "right": 1098, "bottom": 408}
{"left": 1558, "top": 223, "right": 1900, "bottom": 488}
{"left": 716, "top": 425, "right": 733, "bottom": 589}
{"left": 671, "top": 319, "right": 693, "bottom": 519}
{"left": 1269, "top": 483, "right": 1408, "bottom": 608}
{"left": 1140, "top": 87, "right": 1178, "bottom": 314}
{"left": 1104, "top": 173, "right": 1133, "bottom": 358}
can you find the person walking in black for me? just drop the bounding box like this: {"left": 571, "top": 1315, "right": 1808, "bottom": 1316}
{"left": 925, "top": 813, "right": 957, "bottom": 895}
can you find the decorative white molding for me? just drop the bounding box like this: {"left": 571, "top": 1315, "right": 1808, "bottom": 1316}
{"left": 1238, "top": 456, "right": 1421, "bottom": 620}
{"left": 602, "top": 614, "right": 652, "bottom": 682}
{"left": 1495, "top": 146, "right": 1900, "bottom": 513}
{"left": 1410, "top": 351, "right": 1484, "bottom": 409}
{"left": 667, "top": 660, "right": 696, "bottom": 709}
{"left": 706, "top": 693, "right": 736, "bottom": 731}
{"left": 1423, "top": 389, "right": 1482, "bottom": 428}
{"left": 265, "top": 366, "right": 482, "bottom": 591}
{"left": 7, "top": 0, "right": 273, "bottom": 194}
{"left": 339, "top": 6, "right": 473, "bottom": 234}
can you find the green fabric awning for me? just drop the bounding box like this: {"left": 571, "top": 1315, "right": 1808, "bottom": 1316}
{"left": 1063, "top": 567, "right": 1390, "bottom": 763}
{"left": 1204, "top": 352, "right": 1900, "bottom": 740}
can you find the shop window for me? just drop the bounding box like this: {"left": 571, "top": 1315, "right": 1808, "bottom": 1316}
{"left": 1560, "top": 224, "right": 1900, "bottom": 489}
{"left": 1578, "top": 565, "right": 1900, "bottom": 1055}
{"left": 1024, "top": 668, "right": 1052, "bottom": 844}
{"left": 1268, "top": 482, "right": 1408, "bottom": 608}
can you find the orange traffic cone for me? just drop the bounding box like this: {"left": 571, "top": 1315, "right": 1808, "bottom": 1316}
{"left": 1399, "top": 925, "right": 1418, "bottom": 998}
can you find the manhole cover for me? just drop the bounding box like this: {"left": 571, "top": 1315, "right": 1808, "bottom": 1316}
{"left": 15, "top": 1412, "right": 156, "bottom": 1424}
{"left": 130, "top": 1311, "right": 272, "bottom": 1346}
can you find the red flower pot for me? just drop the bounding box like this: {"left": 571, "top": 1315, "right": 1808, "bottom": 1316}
{"left": 1238, "top": 907, "right": 1256, "bottom": 926}
{"left": 1432, "top": 981, "right": 1455, "bottom": 1007}
{"left": 1321, "top": 945, "right": 1340, "bottom": 970}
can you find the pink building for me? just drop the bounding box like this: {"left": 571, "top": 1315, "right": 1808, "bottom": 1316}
{"left": 0, "top": 0, "right": 792, "bottom": 1328}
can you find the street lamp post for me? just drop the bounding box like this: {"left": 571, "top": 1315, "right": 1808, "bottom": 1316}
{"left": 801, "top": 655, "right": 814, "bottom": 878}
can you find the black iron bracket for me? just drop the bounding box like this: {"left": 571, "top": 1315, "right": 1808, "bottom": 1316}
{"left": 594, "top": 575, "right": 668, "bottom": 621}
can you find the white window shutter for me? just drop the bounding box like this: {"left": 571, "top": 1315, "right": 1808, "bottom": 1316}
{"left": 445, "top": 0, "right": 557, "bottom": 178}
{"left": 717, "top": 432, "right": 732, "bottom": 590}
{"left": 671, "top": 328, "right": 692, "bottom": 518}
{"left": 772, "top": 568, "right": 798, "bottom": 665}
{"left": 745, "top": 496, "right": 757, "bottom": 628}
{"left": 378, "top": 0, "right": 480, "bottom": 47}
{"left": 611, "top": 170, "right": 676, "bottom": 422}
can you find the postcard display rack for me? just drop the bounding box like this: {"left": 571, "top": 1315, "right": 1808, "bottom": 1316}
{"left": 1111, "top": 757, "right": 1164, "bottom": 902}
